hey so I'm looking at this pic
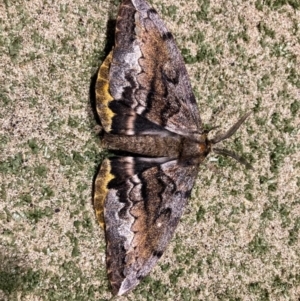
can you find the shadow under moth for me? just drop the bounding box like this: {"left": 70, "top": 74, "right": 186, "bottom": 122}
{"left": 94, "top": 0, "right": 251, "bottom": 296}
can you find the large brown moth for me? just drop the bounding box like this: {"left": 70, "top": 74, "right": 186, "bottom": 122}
{"left": 94, "top": 0, "right": 251, "bottom": 296}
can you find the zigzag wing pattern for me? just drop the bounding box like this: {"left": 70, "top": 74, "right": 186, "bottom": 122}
{"left": 95, "top": 157, "right": 199, "bottom": 295}
{"left": 93, "top": 0, "right": 210, "bottom": 296}
{"left": 95, "top": 0, "right": 202, "bottom": 136}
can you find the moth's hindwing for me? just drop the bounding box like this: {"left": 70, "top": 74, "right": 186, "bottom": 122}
{"left": 95, "top": 51, "right": 114, "bottom": 132}
{"left": 98, "top": 156, "right": 199, "bottom": 295}
{"left": 94, "top": 158, "right": 114, "bottom": 228}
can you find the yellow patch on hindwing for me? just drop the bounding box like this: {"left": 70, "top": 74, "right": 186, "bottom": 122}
{"left": 94, "top": 158, "right": 114, "bottom": 229}
{"left": 95, "top": 51, "right": 115, "bottom": 132}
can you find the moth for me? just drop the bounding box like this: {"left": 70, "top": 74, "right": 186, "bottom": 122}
{"left": 94, "top": 0, "right": 251, "bottom": 296}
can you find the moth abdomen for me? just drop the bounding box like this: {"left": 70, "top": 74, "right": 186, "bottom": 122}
{"left": 102, "top": 133, "right": 182, "bottom": 158}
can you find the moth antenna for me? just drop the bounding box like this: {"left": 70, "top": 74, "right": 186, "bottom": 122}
{"left": 210, "top": 111, "right": 251, "bottom": 144}
{"left": 213, "top": 148, "right": 253, "bottom": 170}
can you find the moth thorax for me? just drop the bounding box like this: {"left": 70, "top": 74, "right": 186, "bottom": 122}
{"left": 196, "top": 132, "right": 211, "bottom": 158}
{"left": 179, "top": 135, "right": 210, "bottom": 163}
{"left": 199, "top": 141, "right": 211, "bottom": 157}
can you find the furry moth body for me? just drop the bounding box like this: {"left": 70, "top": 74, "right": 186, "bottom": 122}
{"left": 94, "top": 0, "right": 251, "bottom": 296}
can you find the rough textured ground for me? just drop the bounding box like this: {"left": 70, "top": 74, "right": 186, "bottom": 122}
{"left": 0, "top": 0, "right": 299, "bottom": 300}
